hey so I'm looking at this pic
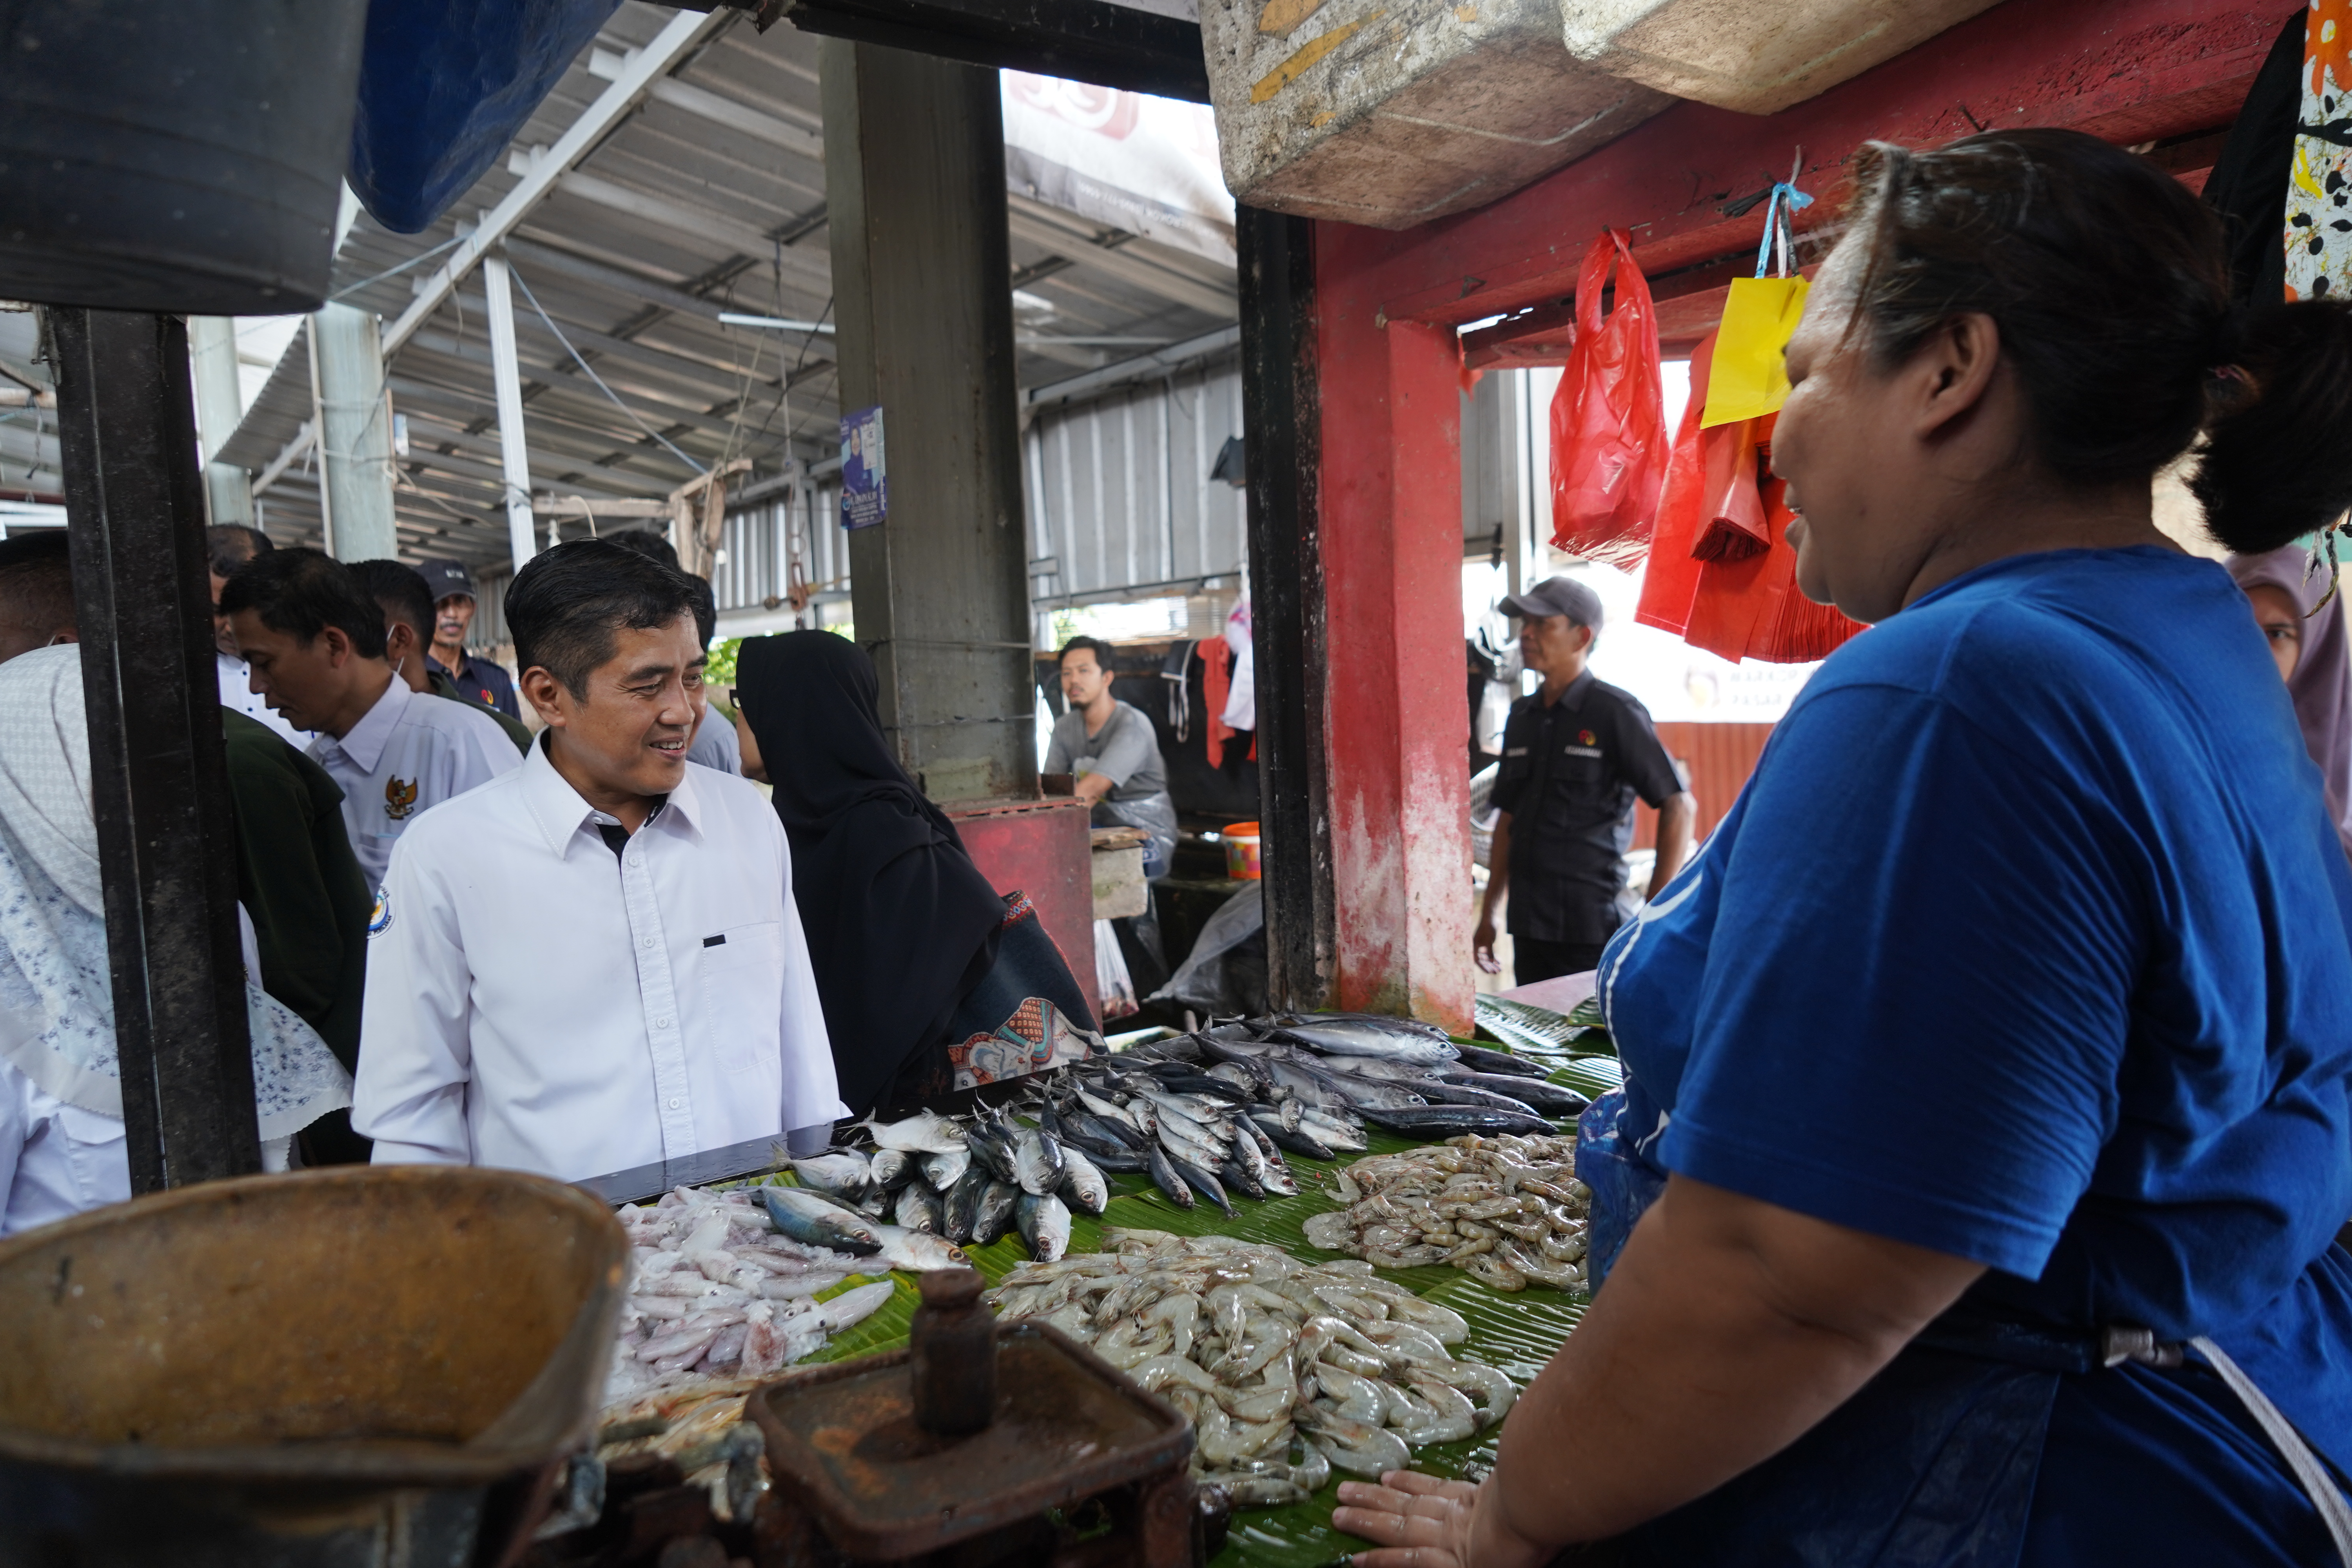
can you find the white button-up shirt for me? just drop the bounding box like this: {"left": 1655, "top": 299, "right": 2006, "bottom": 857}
{"left": 218, "top": 651, "right": 310, "bottom": 746}
{"left": 351, "top": 737, "right": 843, "bottom": 1181}
{"left": 309, "top": 677, "right": 519, "bottom": 887}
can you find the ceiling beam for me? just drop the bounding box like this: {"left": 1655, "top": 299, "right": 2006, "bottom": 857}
{"left": 1005, "top": 209, "right": 1235, "bottom": 318}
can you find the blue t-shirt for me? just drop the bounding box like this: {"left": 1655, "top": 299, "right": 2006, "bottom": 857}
{"left": 1599, "top": 548, "right": 2352, "bottom": 1527}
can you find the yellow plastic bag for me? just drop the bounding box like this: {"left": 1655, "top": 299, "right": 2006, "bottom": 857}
{"left": 1699, "top": 274, "right": 1809, "bottom": 429}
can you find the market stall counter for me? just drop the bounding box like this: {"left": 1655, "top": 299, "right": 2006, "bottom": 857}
{"left": 555, "top": 1005, "right": 1619, "bottom": 1568}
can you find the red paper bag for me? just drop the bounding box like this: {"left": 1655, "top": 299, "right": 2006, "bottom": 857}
{"left": 1550, "top": 229, "right": 1667, "bottom": 567}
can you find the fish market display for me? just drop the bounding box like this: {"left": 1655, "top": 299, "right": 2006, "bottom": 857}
{"left": 989, "top": 1229, "right": 1518, "bottom": 1505}
{"left": 1301, "top": 1134, "right": 1591, "bottom": 1292}
{"left": 604, "top": 1183, "right": 901, "bottom": 1412}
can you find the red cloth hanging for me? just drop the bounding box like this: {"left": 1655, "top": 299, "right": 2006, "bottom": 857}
{"left": 1200, "top": 640, "right": 1240, "bottom": 769}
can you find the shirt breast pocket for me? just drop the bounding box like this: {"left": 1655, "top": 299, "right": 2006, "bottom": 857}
{"left": 699, "top": 920, "right": 785, "bottom": 1075}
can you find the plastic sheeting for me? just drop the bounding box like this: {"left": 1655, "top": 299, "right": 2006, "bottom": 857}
{"left": 348, "top": 0, "right": 623, "bottom": 233}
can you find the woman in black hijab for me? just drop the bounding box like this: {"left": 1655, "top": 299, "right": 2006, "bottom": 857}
{"left": 733, "top": 632, "right": 1101, "bottom": 1115}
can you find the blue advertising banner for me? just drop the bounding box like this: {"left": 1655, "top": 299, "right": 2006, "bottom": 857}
{"left": 840, "top": 405, "right": 887, "bottom": 530}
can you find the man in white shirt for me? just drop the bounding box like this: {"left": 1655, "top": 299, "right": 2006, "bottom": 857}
{"left": 207, "top": 524, "right": 310, "bottom": 746}
{"left": 221, "top": 548, "right": 519, "bottom": 887}
{"left": 350, "top": 539, "right": 842, "bottom": 1181}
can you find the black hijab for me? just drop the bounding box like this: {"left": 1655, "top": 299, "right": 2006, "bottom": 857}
{"left": 735, "top": 632, "right": 1007, "bottom": 1115}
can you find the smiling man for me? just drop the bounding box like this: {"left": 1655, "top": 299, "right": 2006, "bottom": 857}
{"left": 350, "top": 539, "right": 843, "bottom": 1181}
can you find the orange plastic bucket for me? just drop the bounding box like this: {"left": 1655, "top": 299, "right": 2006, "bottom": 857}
{"left": 1223, "top": 821, "right": 1262, "bottom": 880}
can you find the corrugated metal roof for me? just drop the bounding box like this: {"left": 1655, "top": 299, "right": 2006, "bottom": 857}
{"left": 216, "top": 1, "right": 1237, "bottom": 574}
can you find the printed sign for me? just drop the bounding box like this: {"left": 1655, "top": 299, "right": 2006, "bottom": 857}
{"left": 840, "top": 406, "right": 887, "bottom": 530}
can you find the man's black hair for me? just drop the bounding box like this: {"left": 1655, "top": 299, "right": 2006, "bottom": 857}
{"left": 505, "top": 537, "right": 700, "bottom": 696}
{"left": 606, "top": 529, "right": 715, "bottom": 647}
{"left": 348, "top": 559, "right": 436, "bottom": 643}
{"left": 1058, "top": 635, "right": 1116, "bottom": 670}
{"left": 606, "top": 528, "right": 681, "bottom": 571}
{"left": 218, "top": 547, "right": 389, "bottom": 660}
{"left": 0, "top": 529, "right": 74, "bottom": 635}
{"left": 206, "top": 523, "right": 273, "bottom": 579}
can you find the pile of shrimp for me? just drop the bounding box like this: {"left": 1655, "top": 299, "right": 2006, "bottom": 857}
{"left": 1301, "top": 1134, "right": 1590, "bottom": 1292}
{"left": 987, "top": 1228, "right": 1517, "bottom": 1506}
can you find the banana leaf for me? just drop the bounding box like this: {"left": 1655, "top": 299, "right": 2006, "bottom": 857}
{"left": 775, "top": 1124, "right": 1589, "bottom": 1568}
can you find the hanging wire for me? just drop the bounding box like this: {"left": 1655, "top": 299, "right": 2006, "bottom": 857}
{"left": 506, "top": 263, "right": 708, "bottom": 475}
{"left": 328, "top": 231, "right": 468, "bottom": 302}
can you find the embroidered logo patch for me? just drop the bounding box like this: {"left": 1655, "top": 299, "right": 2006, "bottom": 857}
{"left": 368, "top": 888, "right": 393, "bottom": 938}
{"left": 1578, "top": 729, "right": 1597, "bottom": 746}
{"left": 384, "top": 775, "right": 419, "bottom": 820}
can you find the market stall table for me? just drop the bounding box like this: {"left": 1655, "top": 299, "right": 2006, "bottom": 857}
{"left": 568, "top": 1008, "right": 1621, "bottom": 1568}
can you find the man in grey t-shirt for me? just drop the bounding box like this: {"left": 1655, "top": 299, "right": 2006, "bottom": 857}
{"left": 1045, "top": 636, "right": 1176, "bottom": 877}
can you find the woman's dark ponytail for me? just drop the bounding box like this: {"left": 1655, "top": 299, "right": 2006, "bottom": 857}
{"left": 2190, "top": 297, "right": 2352, "bottom": 555}
{"left": 1845, "top": 129, "right": 2352, "bottom": 554}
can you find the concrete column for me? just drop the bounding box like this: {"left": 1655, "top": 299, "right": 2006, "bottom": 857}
{"left": 1316, "top": 299, "right": 1475, "bottom": 1031}
{"left": 187, "top": 316, "right": 254, "bottom": 528}
{"left": 823, "top": 38, "right": 1032, "bottom": 804}
{"left": 482, "top": 255, "right": 538, "bottom": 575}
{"left": 310, "top": 302, "right": 397, "bottom": 561}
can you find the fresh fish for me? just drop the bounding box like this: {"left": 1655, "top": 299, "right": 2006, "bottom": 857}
{"left": 873, "top": 1224, "right": 973, "bottom": 1272}
{"left": 1262, "top": 1016, "right": 1459, "bottom": 1068}
{"left": 760, "top": 1185, "right": 884, "bottom": 1256}
{"left": 1249, "top": 1111, "right": 1337, "bottom": 1162}
{"left": 1060, "top": 1116, "right": 1140, "bottom": 1162}
{"left": 1257, "top": 1056, "right": 1361, "bottom": 1112}
{"left": 1219, "top": 1156, "right": 1267, "bottom": 1201}
{"left": 860, "top": 1110, "right": 969, "bottom": 1154}
{"left": 965, "top": 1120, "right": 1022, "bottom": 1183}
{"left": 942, "top": 1166, "right": 989, "bottom": 1244}
{"left": 1356, "top": 1104, "right": 1556, "bottom": 1136}
{"left": 869, "top": 1149, "right": 913, "bottom": 1189}
{"left": 1438, "top": 1069, "right": 1589, "bottom": 1116}
{"left": 1013, "top": 1124, "right": 1066, "bottom": 1195}
{"left": 790, "top": 1152, "right": 877, "bottom": 1202}
{"left": 815, "top": 1280, "right": 897, "bottom": 1334}
{"left": 1261, "top": 1010, "right": 1452, "bottom": 1044}
{"left": 1057, "top": 1144, "right": 1110, "bottom": 1215}
{"left": 1400, "top": 1078, "right": 1544, "bottom": 1117}
{"left": 1168, "top": 1153, "right": 1236, "bottom": 1218}
{"left": 1015, "top": 1191, "right": 1073, "bottom": 1262}
{"left": 1075, "top": 1086, "right": 1147, "bottom": 1134}
{"left": 893, "top": 1183, "right": 944, "bottom": 1234}
{"left": 920, "top": 1147, "right": 970, "bottom": 1192}
{"left": 1145, "top": 1143, "right": 1196, "bottom": 1210}
{"left": 1449, "top": 1042, "right": 1554, "bottom": 1079}
{"left": 972, "top": 1179, "right": 1022, "bottom": 1246}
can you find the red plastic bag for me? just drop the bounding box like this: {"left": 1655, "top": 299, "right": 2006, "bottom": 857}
{"left": 1549, "top": 229, "right": 1666, "bottom": 567}
{"left": 1637, "top": 330, "right": 1864, "bottom": 664}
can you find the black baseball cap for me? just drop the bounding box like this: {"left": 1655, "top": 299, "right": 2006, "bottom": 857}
{"left": 1497, "top": 575, "right": 1603, "bottom": 630}
{"left": 416, "top": 558, "right": 475, "bottom": 602}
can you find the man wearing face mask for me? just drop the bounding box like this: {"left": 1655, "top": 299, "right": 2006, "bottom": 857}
{"left": 351, "top": 539, "right": 841, "bottom": 1181}
{"left": 221, "top": 549, "right": 518, "bottom": 888}
{"left": 1474, "top": 576, "right": 1695, "bottom": 985}
{"left": 349, "top": 559, "right": 532, "bottom": 755}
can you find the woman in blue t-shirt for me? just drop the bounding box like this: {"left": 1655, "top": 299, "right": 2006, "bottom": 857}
{"left": 1334, "top": 129, "right": 2352, "bottom": 1567}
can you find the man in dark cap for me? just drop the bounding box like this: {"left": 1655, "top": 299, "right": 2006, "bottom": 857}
{"left": 1474, "top": 576, "right": 1696, "bottom": 985}
{"left": 415, "top": 557, "right": 520, "bottom": 720}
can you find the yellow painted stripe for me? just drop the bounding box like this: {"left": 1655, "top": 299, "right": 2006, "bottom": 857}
{"left": 1250, "top": 14, "right": 1379, "bottom": 103}
{"left": 1258, "top": 0, "right": 1327, "bottom": 34}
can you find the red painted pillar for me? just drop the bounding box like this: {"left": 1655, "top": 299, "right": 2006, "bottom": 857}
{"left": 1316, "top": 254, "right": 1474, "bottom": 1031}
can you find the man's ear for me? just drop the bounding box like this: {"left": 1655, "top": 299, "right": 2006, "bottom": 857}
{"left": 519, "top": 666, "right": 569, "bottom": 728}
{"left": 318, "top": 625, "right": 355, "bottom": 668}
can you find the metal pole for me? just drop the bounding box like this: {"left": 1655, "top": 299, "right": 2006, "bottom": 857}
{"left": 483, "top": 253, "right": 538, "bottom": 575}
{"left": 310, "top": 303, "right": 398, "bottom": 561}
{"left": 50, "top": 308, "right": 261, "bottom": 1193}
{"left": 303, "top": 314, "right": 337, "bottom": 558}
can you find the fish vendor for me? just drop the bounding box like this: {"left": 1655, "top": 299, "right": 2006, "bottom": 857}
{"left": 1472, "top": 576, "right": 1695, "bottom": 985}
{"left": 351, "top": 539, "right": 844, "bottom": 1181}
{"left": 1337, "top": 130, "right": 2352, "bottom": 1566}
